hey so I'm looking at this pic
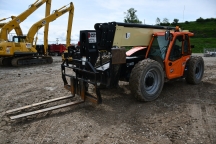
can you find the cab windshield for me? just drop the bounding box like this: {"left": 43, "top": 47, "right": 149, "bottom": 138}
{"left": 12, "top": 36, "right": 26, "bottom": 43}
{"left": 148, "top": 35, "right": 170, "bottom": 60}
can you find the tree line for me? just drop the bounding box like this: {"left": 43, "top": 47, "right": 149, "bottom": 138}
{"left": 124, "top": 8, "right": 216, "bottom": 25}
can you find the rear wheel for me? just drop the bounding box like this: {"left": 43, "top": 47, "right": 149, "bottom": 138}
{"left": 129, "top": 59, "right": 164, "bottom": 101}
{"left": 185, "top": 56, "right": 204, "bottom": 84}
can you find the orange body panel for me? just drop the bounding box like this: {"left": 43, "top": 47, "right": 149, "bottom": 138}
{"left": 164, "top": 55, "right": 190, "bottom": 79}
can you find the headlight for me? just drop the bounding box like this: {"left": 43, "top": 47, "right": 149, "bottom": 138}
{"left": 6, "top": 47, "right": 10, "bottom": 53}
{"left": 82, "top": 56, "right": 86, "bottom": 65}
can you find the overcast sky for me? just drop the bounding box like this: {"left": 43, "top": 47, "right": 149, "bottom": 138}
{"left": 0, "top": 0, "right": 215, "bottom": 44}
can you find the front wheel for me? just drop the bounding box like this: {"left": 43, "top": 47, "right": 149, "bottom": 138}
{"left": 129, "top": 59, "right": 164, "bottom": 101}
{"left": 185, "top": 56, "right": 204, "bottom": 84}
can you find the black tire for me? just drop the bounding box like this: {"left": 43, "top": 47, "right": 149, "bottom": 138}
{"left": 149, "top": 55, "right": 164, "bottom": 69}
{"left": 185, "top": 56, "right": 204, "bottom": 84}
{"left": 129, "top": 59, "right": 164, "bottom": 101}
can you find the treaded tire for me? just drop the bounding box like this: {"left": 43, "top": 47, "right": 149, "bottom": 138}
{"left": 129, "top": 59, "right": 164, "bottom": 101}
{"left": 185, "top": 56, "right": 204, "bottom": 84}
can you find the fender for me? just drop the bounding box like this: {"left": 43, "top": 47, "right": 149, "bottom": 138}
{"left": 126, "top": 46, "right": 147, "bottom": 56}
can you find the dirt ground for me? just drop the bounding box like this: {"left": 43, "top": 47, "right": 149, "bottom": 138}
{"left": 0, "top": 54, "right": 216, "bottom": 144}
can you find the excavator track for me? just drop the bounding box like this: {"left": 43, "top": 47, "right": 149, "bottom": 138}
{"left": 0, "top": 57, "right": 13, "bottom": 66}
{"left": 11, "top": 56, "right": 53, "bottom": 66}
{"left": 0, "top": 57, "right": 3, "bottom": 65}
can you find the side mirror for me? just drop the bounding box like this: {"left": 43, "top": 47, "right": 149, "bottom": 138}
{"left": 165, "top": 30, "right": 170, "bottom": 40}
{"left": 191, "top": 45, "right": 195, "bottom": 48}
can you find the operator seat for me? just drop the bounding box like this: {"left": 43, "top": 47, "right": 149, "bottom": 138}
{"left": 169, "top": 45, "right": 181, "bottom": 61}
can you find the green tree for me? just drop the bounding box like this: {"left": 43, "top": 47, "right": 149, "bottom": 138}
{"left": 196, "top": 17, "right": 204, "bottom": 22}
{"left": 156, "top": 17, "right": 160, "bottom": 25}
{"left": 162, "top": 18, "right": 169, "bottom": 23}
{"left": 173, "top": 18, "right": 179, "bottom": 24}
{"left": 124, "top": 8, "right": 142, "bottom": 23}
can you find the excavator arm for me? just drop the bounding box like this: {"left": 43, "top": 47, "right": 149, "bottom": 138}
{"left": 43, "top": 0, "right": 52, "bottom": 55}
{"left": 11, "top": 16, "right": 23, "bottom": 36}
{"left": 0, "top": 16, "right": 23, "bottom": 36}
{"left": 26, "top": 2, "right": 74, "bottom": 55}
{"left": 66, "top": 4, "right": 74, "bottom": 48}
{"left": 0, "top": 17, "right": 11, "bottom": 28}
{"left": 0, "top": 17, "right": 11, "bottom": 22}
{"left": 0, "top": 0, "right": 51, "bottom": 41}
{"left": 0, "top": 23, "right": 6, "bottom": 28}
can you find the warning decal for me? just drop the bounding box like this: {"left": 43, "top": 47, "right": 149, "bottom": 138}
{"left": 88, "top": 32, "right": 96, "bottom": 43}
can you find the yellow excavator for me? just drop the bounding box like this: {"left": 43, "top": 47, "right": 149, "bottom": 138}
{"left": 0, "top": 0, "right": 52, "bottom": 66}
{"left": 3, "top": 2, "right": 74, "bottom": 66}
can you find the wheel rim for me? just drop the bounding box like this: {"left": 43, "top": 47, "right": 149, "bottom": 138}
{"left": 195, "top": 62, "right": 203, "bottom": 79}
{"left": 144, "top": 68, "right": 160, "bottom": 95}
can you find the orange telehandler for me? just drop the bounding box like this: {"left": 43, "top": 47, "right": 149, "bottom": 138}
{"left": 6, "top": 22, "right": 204, "bottom": 120}
{"left": 5, "top": 20, "right": 204, "bottom": 120}
{"left": 60, "top": 23, "right": 204, "bottom": 103}
{"left": 0, "top": 0, "right": 52, "bottom": 66}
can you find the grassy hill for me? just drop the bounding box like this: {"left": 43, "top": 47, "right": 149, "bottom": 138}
{"left": 162, "top": 18, "right": 216, "bottom": 53}
{"left": 179, "top": 20, "right": 216, "bottom": 53}
{"left": 190, "top": 38, "right": 216, "bottom": 53}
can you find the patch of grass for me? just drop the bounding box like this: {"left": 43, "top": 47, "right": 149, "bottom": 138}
{"left": 176, "top": 21, "right": 216, "bottom": 53}
{"left": 173, "top": 21, "right": 216, "bottom": 38}
{"left": 190, "top": 38, "right": 216, "bottom": 53}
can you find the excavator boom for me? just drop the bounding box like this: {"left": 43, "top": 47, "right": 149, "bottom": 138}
{"left": 0, "top": 0, "right": 51, "bottom": 41}
{"left": 0, "top": 17, "right": 11, "bottom": 22}
{"left": 0, "top": 23, "right": 6, "bottom": 28}
{"left": 11, "top": 16, "right": 23, "bottom": 36}
{"left": 0, "top": 16, "right": 23, "bottom": 36}
{"left": 43, "top": 0, "right": 52, "bottom": 55}
{"left": 66, "top": 4, "right": 74, "bottom": 48}
{"left": 26, "top": 2, "right": 74, "bottom": 50}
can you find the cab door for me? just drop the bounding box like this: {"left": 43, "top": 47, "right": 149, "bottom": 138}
{"left": 165, "top": 35, "right": 184, "bottom": 79}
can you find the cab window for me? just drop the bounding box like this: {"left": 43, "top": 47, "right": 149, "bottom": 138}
{"left": 14, "top": 37, "right": 19, "bottom": 43}
{"left": 183, "top": 34, "right": 190, "bottom": 55}
{"left": 148, "top": 35, "right": 169, "bottom": 60}
{"left": 169, "top": 35, "right": 183, "bottom": 61}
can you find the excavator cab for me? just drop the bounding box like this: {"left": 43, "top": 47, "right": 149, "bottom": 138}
{"left": 12, "top": 36, "right": 26, "bottom": 43}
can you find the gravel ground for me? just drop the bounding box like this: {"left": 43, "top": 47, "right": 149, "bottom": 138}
{"left": 0, "top": 54, "right": 216, "bottom": 144}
